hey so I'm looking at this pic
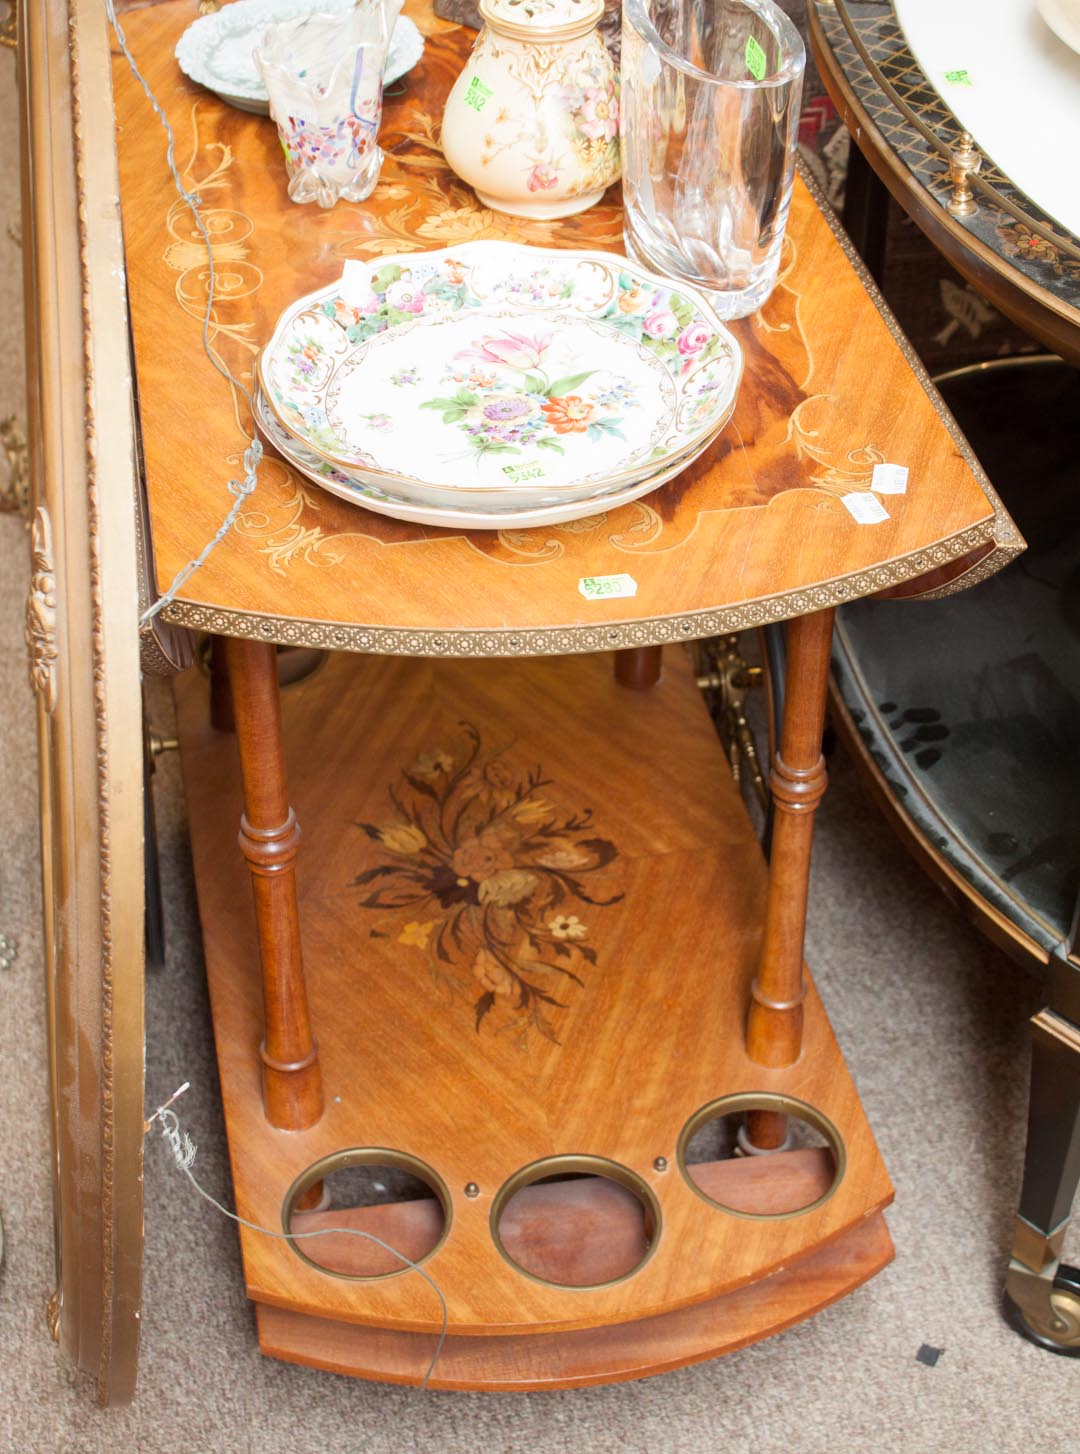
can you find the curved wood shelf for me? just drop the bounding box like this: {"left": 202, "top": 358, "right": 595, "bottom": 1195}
{"left": 175, "top": 647, "right": 892, "bottom": 1343}
{"left": 254, "top": 1213, "right": 893, "bottom": 1390}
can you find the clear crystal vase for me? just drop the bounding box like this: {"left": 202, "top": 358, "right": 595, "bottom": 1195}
{"left": 621, "top": 0, "right": 805, "bottom": 318}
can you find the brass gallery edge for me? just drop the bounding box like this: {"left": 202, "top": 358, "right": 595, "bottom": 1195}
{"left": 160, "top": 515, "right": 1015, "bottom": 657}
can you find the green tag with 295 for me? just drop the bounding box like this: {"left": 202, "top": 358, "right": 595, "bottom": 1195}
{"left": 745, "top": 34, "right": 767, "bottom": 81}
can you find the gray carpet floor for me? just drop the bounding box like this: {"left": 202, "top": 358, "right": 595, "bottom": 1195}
{"left": 1, "top": 42, "right": 1078, "bottom": 1454}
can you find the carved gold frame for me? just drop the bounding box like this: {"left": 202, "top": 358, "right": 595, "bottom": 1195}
{"left": 20, "top": 0, "right": 146, "bottom": 1405}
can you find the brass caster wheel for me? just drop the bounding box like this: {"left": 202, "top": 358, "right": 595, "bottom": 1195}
{"left": 1004, "top": 1264, "right": 1080, "bottom": 1356}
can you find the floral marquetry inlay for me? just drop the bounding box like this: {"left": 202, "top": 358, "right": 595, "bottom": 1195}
{"left": 352, "top": 722, "right": 622, "bottom": 1044}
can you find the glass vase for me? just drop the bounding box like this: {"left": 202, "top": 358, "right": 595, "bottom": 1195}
{"left": 620, "top": 0, "right": 805, "bottom": 318}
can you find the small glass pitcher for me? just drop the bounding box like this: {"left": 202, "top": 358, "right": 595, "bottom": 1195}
{"left": 255, "top": 0, "right": 402, "bottom": 209}
{"left": 621, "top": 0, "right": 805, "bottom": 319}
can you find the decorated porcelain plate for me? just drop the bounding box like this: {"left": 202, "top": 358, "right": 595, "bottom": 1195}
{"left": 258, "top": 242, "right": 742, "bottom": 503}
{"left": 175, "top": 0, "right": 425, "bottom": 114}
{"left": 254, "top": 388, "right": 715, "bottom": 528}
{"left": 256, "top": 391, "right": 731, "bottom": 512}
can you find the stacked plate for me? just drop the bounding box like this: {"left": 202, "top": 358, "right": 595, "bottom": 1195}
{"left": 255, "top": 241, "right": 743, "bottom": 529}
{"left": 175, "top": 0, "right": 425, "bottom": 114}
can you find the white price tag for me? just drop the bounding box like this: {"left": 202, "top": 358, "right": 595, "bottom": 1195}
{"left": 842, "top": 492, "right": 890, "bottom": 525}
{"left": 871, "top": 463, "right": 909, "bottom": 495}
{"left": 340, "top": 258, "right": 374, "bottom": 309}
{"left": 578, "top": 573, "right": 638, "bottom": 601}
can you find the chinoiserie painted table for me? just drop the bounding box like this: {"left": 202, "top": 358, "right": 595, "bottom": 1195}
{"left": 110, "top": 0, "right": 1021, "bottom": 1389}
{"left": 809, "top": 0, "right": 1080, "bottom": 1355}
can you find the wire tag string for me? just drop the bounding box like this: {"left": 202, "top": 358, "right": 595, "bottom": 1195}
{"left": 144, "top": 1085, "right": 449, "bottom": 1389}
{"left": 104, "top": 0, "right": 264, "bottom": 627}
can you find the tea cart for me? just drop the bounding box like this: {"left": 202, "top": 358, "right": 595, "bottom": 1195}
{"left": 21, "top": 0, "right": 1021, "bottom": 1401}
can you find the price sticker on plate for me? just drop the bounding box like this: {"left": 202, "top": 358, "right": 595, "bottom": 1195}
{"left": 579, "top": 573, "right": 638, "bottom": 601}
{"left": 340, "top": 258, "right": 373, "bottom": 309}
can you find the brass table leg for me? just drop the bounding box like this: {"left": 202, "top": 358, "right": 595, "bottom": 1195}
{"left": 225, "top": 637, "right": 324, "bottom": 1131}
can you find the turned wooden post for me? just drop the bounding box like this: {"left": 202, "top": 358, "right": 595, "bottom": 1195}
{"left": 746, "top": 608, "right": 835, "bottom": 1074}
{"left": 614, "top": 645, "right": 663, "bottom": 689}
{"left": 225, "top": 636, "right": 324, "bottom": 1131}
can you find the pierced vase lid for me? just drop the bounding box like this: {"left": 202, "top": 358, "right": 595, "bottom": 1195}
{"left": 478, "top": 0, "right": 604, "bottom": 40}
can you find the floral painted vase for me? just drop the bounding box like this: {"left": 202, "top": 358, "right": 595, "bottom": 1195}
{"left": 440, "top": 0, "right": 620, "bottom": 220}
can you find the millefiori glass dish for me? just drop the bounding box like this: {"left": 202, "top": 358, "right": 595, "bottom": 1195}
{"left": 254, "top": 0, "right": 402, "bottom": 208}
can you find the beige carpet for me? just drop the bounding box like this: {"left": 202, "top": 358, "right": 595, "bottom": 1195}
{"left": 1, "top": 43, "right": 1078, "bottom": 1454}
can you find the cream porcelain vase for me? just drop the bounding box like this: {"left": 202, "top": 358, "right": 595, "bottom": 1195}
{"left": 440, "top": 0, "right": 620, "bottom": 220}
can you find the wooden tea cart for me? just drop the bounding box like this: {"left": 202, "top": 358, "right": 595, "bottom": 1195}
{"left": 20, "top": 0, "right": 1021, "bottom": 1400}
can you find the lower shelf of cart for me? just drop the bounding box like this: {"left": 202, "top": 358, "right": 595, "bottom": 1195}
{"left": 253, "top": 1212, "right": 893, "bottom": 1390}
{"left": 175, "top": 645, "right": 892, "bottom": 1354}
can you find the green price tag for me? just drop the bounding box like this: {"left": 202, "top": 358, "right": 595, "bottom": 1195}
{"left": 943, "top": 68, "right": 973, "bottom": 86}
{"left": 745, "top": 34, "right": 767, "bottom": 81}
{"left": 464, "top": 75, "right": 494, "bottom": 111}
{"left": 502, "top": 462, "right": 545, "bottom": 483}
{"left": 578, "top": 573, "right": 638, "bottom": 601}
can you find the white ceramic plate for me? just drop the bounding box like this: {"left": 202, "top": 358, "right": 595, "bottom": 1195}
{"left": 893, "top": 0, "right": 1080, "bottom": 238}
{"left": 175, "top": 0, "right": 424, "bottom": 114}
{"left": 256, "top": 383, "right": 732, "bottom": 512}
{"left": 258, "top": 242, "right": 742, "bottom": 508}
{"left": 1038, "top": 0, "right": 1080, "bottom": 55}
{"left": 254, "top": 388, "right": 719, "bottom": 529}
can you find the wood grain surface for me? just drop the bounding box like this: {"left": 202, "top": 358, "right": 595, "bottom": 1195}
{"left": 174, "top": 645, "right": 892, "bottom": 1339}
{"left": 253, "top": 1212, "right": 894, "bottom": 1388}
{"left": 111, "top": 1, "right": 1021, "bottom": 651}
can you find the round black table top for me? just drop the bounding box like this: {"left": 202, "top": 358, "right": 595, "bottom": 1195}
{"left": 809, "top": 0, "right": 1080, "bottom": 364}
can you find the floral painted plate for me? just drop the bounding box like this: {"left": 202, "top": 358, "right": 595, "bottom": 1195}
{"left": 253, "top": 388, "right": 717, "bottom": 528}
{"left": 255, "top": 379, "right": 732, "bottom": 513}
{"left": 175, "top": 0, "right": 424, "bottom": 115}
{"left": 258, "top": 242, "right": 741, "bottom": 507}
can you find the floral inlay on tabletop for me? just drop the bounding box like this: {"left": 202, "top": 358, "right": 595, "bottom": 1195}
{"left": 351, "top": 723, "right": 623, "bottom": 1044}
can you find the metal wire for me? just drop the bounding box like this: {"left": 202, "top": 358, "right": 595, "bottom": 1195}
{"left": 105, "top": 0, "right": 264, "bottom": 626}
{"left": 146, "top": 1089, "right": 449, "bottom": 1389}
